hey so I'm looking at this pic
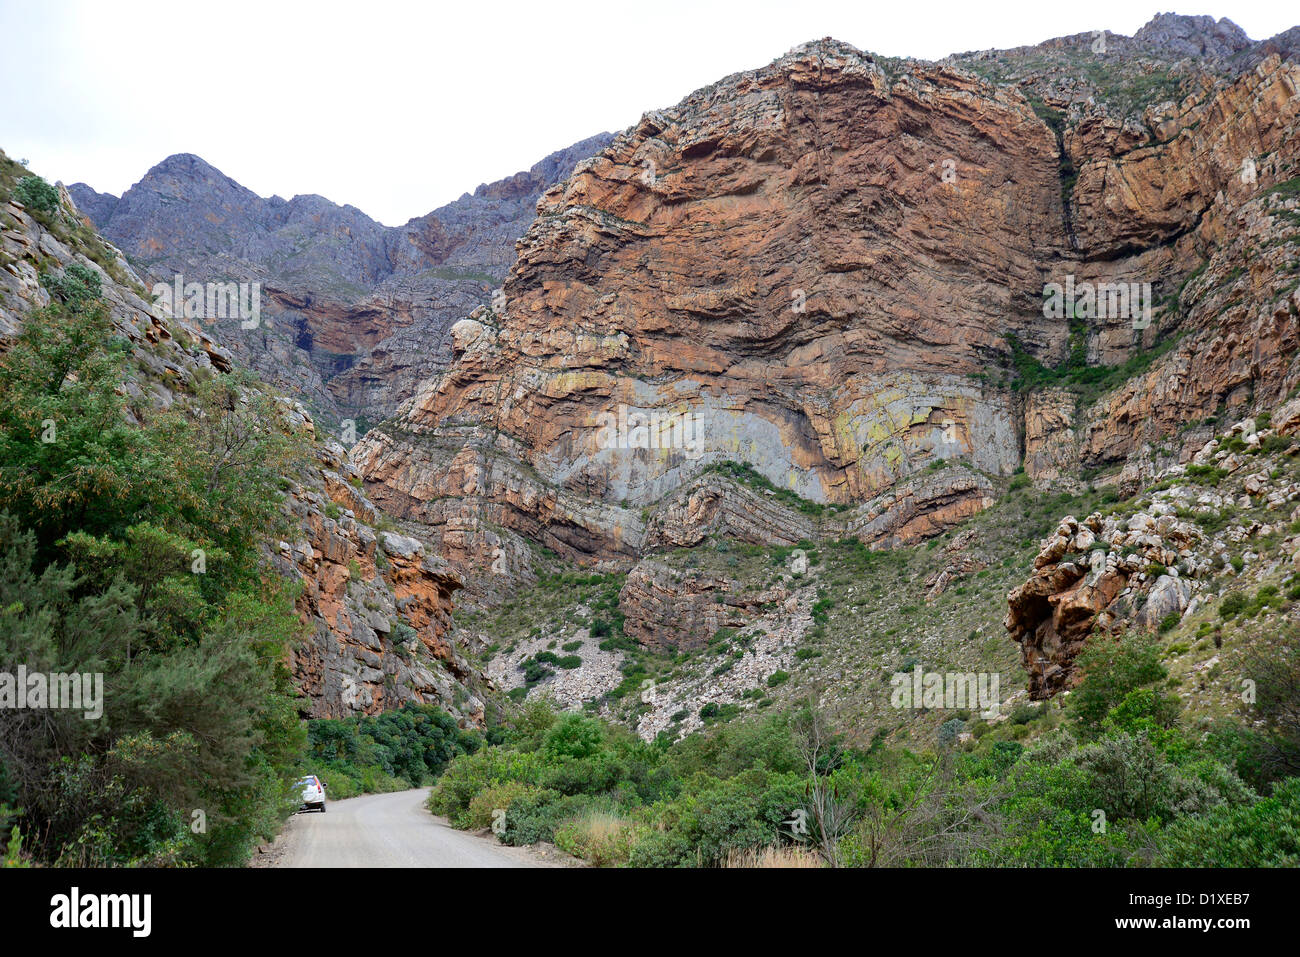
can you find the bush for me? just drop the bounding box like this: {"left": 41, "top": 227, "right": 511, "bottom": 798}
{"left": 543, "top": 714, "right": 605, "bottom": 760}
{"left": 554, "top": 809, "right": 635, "bottom": 866}
{"left": 627, "top": 769, "right": 806, "bottom": 867}
{"left": 1219, "top": 592, "right": 1248, "bottom": 618}
{"left": 1070, "top": 634, "right": 1167, "bottom": 733}
{"left": 13, "top": 175, "right": 58, "bottom": 213}
{"left": 1157, "top": 777, "right": 1300, "bottom": 866}
{"left": 467, "top": 782, "right": 543, "bottom": 831}
{"left": 307, "top": 703, "right": 480, "bottom": 791}
{"left": 0, "top": 308, "right": 309, "bottom": 866}
{"left": 41, "top": 263, "right": 102, "bottom": 308}
{"left": 427, "top": 748, "right": 543, "bottom": 827}
{"left": 938, "top": 718, "right": 966, "bottom": 747}
{"left": 500, "top": 790, "right": 595, "bottom": 846}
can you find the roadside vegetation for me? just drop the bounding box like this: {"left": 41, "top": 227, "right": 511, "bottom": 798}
{"left": 0, "top": 272, "right": 313, "bottom": 865}
{"left": 426, "top": 627, "right": 1300, "bottom": 866}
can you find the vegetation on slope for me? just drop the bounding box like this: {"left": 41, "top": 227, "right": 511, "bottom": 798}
{"left": 428, "top": 624, "right": 1300, "bottom": 867}
{"left": 305, "top": 703, "right": 483, "bottom": 798}
{"left": 0, "top": 269, "right": 311, "bottom": 866}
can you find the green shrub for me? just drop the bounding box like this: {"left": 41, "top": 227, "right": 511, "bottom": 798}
{"left": 0, "top": 309, "right": 309, "bottom": 866}
{"left": 308, "top": 703, "right": 480, "bottom": 794}
{"left": 1219, "top": 592, "right": 1248, "bottom": 618}
{"left": 467, "top": 782, "right": 544, "bottom": 831}
{"left": 41, "top": 263, "right": 102, "bottom": 309}
{"left": 627, "top": 769, "right": 806, "bottom": 867}
{"left": 12, "top": 175, "right": 58, "bottom": 213}
{"left": 1069, "top": 634, "right": 1167, "bottom": 733}
{"left": 1157, "top": 777, "right": 1300, "bottom": 866}
{"left": 500, "top": 790, "right": 595, "bottom": 845}
{"left": 427, "top": 748, "right": 544, "bottom": 827}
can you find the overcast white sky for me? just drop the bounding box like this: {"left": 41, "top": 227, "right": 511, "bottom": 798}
{"left": 1, "top": 0, "right": 1295, "bottom": 225}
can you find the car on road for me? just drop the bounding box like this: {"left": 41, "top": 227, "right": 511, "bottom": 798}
{"left": 297, "top": 775, "right": 327, "bottom": 813}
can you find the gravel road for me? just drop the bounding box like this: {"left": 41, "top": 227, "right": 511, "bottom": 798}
{"left": 270, "top": 788, "right": 547, "bottom": 868}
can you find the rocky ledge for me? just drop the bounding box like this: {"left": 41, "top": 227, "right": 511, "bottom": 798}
{"left": 1008, "top": 397, "right": 1300, "bottom": 698}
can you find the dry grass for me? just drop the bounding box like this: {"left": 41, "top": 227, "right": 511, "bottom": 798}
{"left": 554, "top": 811, "right": 634, "bottom": 867}
{"left": 721, "top": 844, "right": 824, "bottom": 868}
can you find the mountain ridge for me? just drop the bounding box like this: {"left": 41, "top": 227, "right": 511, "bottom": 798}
{"left": 68, "top": 133, "right": 616, "bottom": 424}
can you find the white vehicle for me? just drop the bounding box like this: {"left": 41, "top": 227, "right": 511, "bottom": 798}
{"left": 297, "top": 774, "right": 327, "bottom": 813}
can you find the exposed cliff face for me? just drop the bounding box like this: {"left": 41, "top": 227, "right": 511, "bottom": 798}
{"left": 354, "top": 26, "right": 1300, "bottom": 612}
{"left": 69, "top": 135, "right": 614, "bottom": 423}
{"left": 356, "top": 40, "right": 1067, "bottom": 581}
{"left": 275, "top": 436, "right": 487, "bottom": 723}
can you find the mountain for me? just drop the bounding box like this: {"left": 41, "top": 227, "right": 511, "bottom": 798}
{"left": 68, "top": 134, "right": 614, "bottom": 426}
{"left": 355, "top": 18, "right": 1297, "bottom": 587}
{"left": 2, "top": 150, "right": 491, "bottom": 726}
{"left": 9, "top": 10, "right": 1300, "bottom": 871}
{"left": 55, "top": 13, "right": 1300, "bottom": 725}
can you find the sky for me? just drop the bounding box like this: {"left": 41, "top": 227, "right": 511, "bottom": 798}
{"left": 1, "top": 0, "right": 1295, "bottom": 226}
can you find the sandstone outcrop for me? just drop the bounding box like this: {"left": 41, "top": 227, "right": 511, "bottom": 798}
{"left": 276, "top": 438, "right": 486, "bottom": 722}
{"left": 618, "top": 559, "right": 794, "bottom": 651}
{"left": 356, "top": 26, "right": 1300, "bottom": 594}
{"left": 1007, "top": 393, "right": 1300, "bottom": 698}
{"left": 356, "top": 39, "right": 1070, "bottom": 581}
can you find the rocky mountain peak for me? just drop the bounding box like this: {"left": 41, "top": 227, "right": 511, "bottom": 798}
{"left": 1133, "top": 12, "right": 1252, "bottom": 57}
{"left": 69, "top": 133, "right": 614, "bottom": 424}
{"left": 147, "top": 150, "right": 240, "bottom": 183}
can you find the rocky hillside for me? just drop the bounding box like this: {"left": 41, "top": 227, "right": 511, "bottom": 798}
{"left": 1010, "top": 396, "right": 1300, "bottom": 701}
{"left": 28, "top": 13, "right": 1300, "bottom": 742}
{"left": 69, "top": 134, "right": 613, "bottom": 426}
{"left": 1, "top": 149, "right": 491, "bottom": 726}
{"left": 354, "top": 17, "right": 1300, "bottom": 619}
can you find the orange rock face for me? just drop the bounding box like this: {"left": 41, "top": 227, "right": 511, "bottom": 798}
{"left": 277, "top": 440, "right": 486, "bottom": 724}
{"left": 355, "top": 44, "right": 1300, "bottom": 611}
{"left": 356, "top": 40, "right": 1071, "bottom": 578}
{"left": 1062, "top": 57, "right": 1300, "bottom": 471}
{"left": 350, "top": 37, "right": 1300, "bottom": 680}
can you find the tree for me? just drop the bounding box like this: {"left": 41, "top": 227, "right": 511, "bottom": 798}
{"left": 156, "top": 370, "right": 302, "bottom": 569}
{"left": 1070, "top": 632, "right": 1167, "bottom": 733}
{"left": 0, "top": 301, "right": 158, "bottom": 554}
{"left": 1241, "top": 628, "right": 1300, "bottom": 781}
{"left": 0, "top": 288, "right": 309, "bottom": 865}
{"left": 790, "top": 700, "right": 859, "bottom": 866}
